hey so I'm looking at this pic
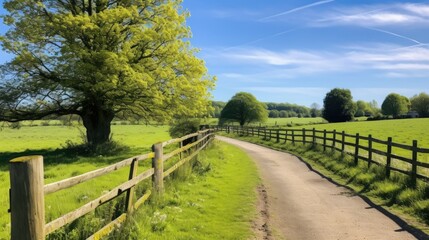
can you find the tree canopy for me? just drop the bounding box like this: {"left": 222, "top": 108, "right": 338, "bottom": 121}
{"left": 0, "top": 0, "right": 215, "bottom": 146}
{"left": 410, "top": 92, "right": 429, "bottom": 117}
{"left": 322, "top": 88, "right": 356, "bottom": 123}
{"left": 381, "top": 93, "right": 409, "bottom": 118}
{"left": 219, "top": 92, "right": 267, "bottom": 126}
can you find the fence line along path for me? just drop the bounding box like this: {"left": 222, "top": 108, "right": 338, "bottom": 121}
{"left": 215, "top": 125, "right": 429, "bottom": 186}
{"left": 9, "top": 129, "right": 215, "bottom": 240}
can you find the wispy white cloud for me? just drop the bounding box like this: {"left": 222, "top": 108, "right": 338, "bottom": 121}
{"left": 402, "top": 3, "right": 429, "bottom": 17}
{"left": 210, "top": 43, "right": 429, "bottom": 82}
{"left": 260, "top": 0, "right": 335, "bottom": 21}
{"left": 314, "top": 3, "right": 429, "bottom": 27}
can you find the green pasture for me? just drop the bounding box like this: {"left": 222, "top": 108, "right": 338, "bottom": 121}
{"left": 0, "top": 124, "right": 259, "bottom": 239}
{"left": 301, "top": 118, "right": 429, "bottom": 172}
{"left": 0, "top": 124, "right": 171, "bottom": 239}
{"left": 305, "top": 118, "right": 429, "bottom": 147}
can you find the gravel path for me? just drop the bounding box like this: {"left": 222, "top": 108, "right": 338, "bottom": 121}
{"left": 217, "top": 136, "right": 419, "bottom": 240}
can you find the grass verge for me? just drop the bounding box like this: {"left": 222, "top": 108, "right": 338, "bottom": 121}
{"left": 219, "top": 132, "right": 429, "bottom": 235}
{"left": 108, "top": 140, "right": 260, "bottom": 240}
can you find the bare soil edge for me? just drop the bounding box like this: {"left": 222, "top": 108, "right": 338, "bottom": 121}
{"left": 235, "top": 137, "right": 429, "bottom": 240}
{"left": 251, "top": 184, "right": 273, "bottom": 240}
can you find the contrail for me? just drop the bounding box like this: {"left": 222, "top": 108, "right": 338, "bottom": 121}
{"left": 260, "top": 0, "right": 335, "bottom": 21}
{"left": 364, "top": 26, "right": 421, "bottom": 44}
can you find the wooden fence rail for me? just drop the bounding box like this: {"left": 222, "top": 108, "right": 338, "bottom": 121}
{"left": 9, "top": 129, "right": 215, "bottom": 240}
{"left": 215, "top": 126, "right": 429, "bottom": 185}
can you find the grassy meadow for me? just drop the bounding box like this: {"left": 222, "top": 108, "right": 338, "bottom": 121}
{"left": 0, "top": 122, "right": 259, "bottom": 239}
{"left": 0, "top": 123, "right": 171, "bottom": 239}
{"left": 305, "top": 118, "right": 429, "bottom": 147}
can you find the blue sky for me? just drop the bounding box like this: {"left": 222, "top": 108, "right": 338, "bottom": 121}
{"left": 181, "top": 0, "right": 429, "bottom": 106}
{"left": 1, "top": 1, "right": 429, "bottom": 107}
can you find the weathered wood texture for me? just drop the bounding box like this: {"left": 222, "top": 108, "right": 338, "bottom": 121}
{"left": 10, "top": 130, "right": 215, "bottom": 239}
{"left": 10, "top": 156, "right": 45, "bottom": 240}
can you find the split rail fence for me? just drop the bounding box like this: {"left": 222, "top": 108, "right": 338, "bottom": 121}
{"left": 215, "top": 126, "right": 429, "bottom": 185}
{"left": 9, "top": 129, "right": 215, "bottom": 240}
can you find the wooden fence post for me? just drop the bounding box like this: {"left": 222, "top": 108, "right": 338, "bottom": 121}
{"left": 332, "top": 130, "right": 336, "bottom": 150}
{"left": 196, "top": 133, "right": 202, "bottom": 161}
{"left": 264, "top": 128, "right": 267, "bottom": 140}
{"left": 125, "top": 158, "right": 138, "bottom": 213}
{"left": 152, "top": 143, "right": 164, "bottom": 194}
{"left": 302, "top": 128, "right": 306, "bottom": 144}
{"left": 354, "top": 133, "right": 360, "bottom": 165}
{"left": 411, "top": 140, "right": 418, "bottom": 187}
{"left": 323, "top": 130, "right": 327, "bottom": 151}
{"left": 341, "top": 131, "right": 345, "bottom": 153}
{"left": 386, "top": 137, "right": 392, "bottom": 178}
{"left": 284, "top": 130, "right": 288, "bottom": 143}
{"left": 312, "top": 128, "right": 316, "bottom": 146}
{"left": 9, "top": 156, "right": 45, "bottom": 240}
{"left": 179, "top": 141, "right": 183, "bottom": 160}
{"left": 292, "top": 130, "right": 295, "bottom": 145}
{"left": 276, "top": 130, "right": 280, "bottom": 143}
{"left": 368, "top": 135, "right": 372, "bottom": 168}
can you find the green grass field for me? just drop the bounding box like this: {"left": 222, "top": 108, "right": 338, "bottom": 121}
{"left": 305, "top": 118, "right": 429, "bottom": 147}
{"left": 0, "top": 124, "right": 171, "bottom": 239}
{"left": 0, "top": 124, "right": 260, "bottom": 239}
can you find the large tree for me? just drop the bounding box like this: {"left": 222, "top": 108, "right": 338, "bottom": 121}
{"left": 0, "top": 0, "right": 215, "bottom": 146}
{"left": 381, "top": 93, "right": 409, "bottom": 118}
{"left": 219, "top": 92, "right": 267, "bottom": 126}
{"left": 411, "top": 92, "right": 429, "bottom": 117}
{"left": 322, "top": 88, "right": 356, "bottom": 123}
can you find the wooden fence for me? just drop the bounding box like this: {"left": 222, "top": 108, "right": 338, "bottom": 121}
{"left": 215, "top": 126, "right": 429, "bottom": 185}
{"left": 9, "top": 129, "right": 215, "bottom": 240}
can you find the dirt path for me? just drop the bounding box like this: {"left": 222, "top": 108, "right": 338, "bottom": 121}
{"left": 217, "top": 136, "right": 420, "bottom": 240}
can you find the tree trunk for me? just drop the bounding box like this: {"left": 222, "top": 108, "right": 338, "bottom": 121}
{"left": 81, "top": 106, "right": 115, "bottom": 147}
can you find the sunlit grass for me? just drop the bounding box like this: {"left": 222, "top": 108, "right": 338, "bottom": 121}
{"left": 111, "top": 141, "right": 260, "bottom": 239}
{"left": 0, "top": 124, "right": 170, "bottom": 239}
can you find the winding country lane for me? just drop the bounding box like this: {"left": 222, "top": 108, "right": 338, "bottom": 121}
{"left": 217, "top": 136, "right": 422, "bottom": 240}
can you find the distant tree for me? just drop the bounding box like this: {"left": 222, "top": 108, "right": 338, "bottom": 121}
{"left": 355, "top": 100, "right": 370, "bottom": 117}
{"left": 288, "top": 111, "right": 297, "bottom": 117}
{"left": 269, "top": 110, "right": 280, "bottom": 118}
{"left": 279, "top": 110, "right": 289, "bottom": 118}
{"left": 310, "top": 103, "right": 322, "bottom": 117}
{"left": 411, "top": 92, "right": 429, "bottom": 117}
{"left": 322, "top": 88, "right": 356, "bottom": 122}
{"left": 367, "top": 100, "right": 380, "bottom": 116}
{"left": 264, "top": 102, "right": 311, "bottom": 117}
{"left": 381, "top": 93, "right": 409, "bottom": 118}
{"left": 219, "top": 92, "right": 267, "bottom": 126}
{"left": 211, "top": 101, "right": 226, "bottom": 118}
